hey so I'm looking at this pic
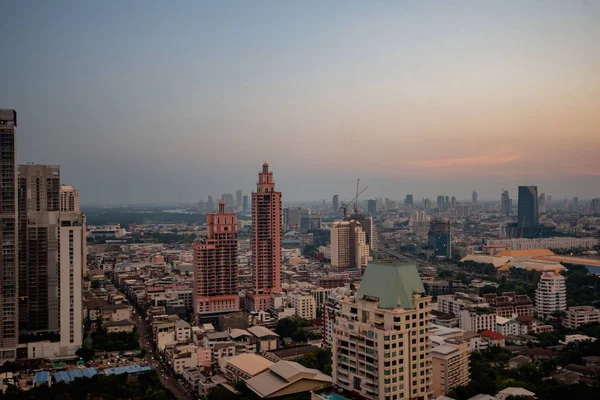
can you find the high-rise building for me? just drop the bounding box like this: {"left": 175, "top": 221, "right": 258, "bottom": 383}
{"left": 330, "top": 221, "right": 369, "bottom": 272}
{"left": 193, "top": 201, "right": 239, "bottom": 318}
{"left": 454, "top": 203, "right": 470, "bottom": 218}
{"left": 332, "top": 262, "right": 433, "bottom": 400}
{"left": 450, "top": 196, "right": 456, "bottom": 210}
{"left": 547, "top": 194, "right": 552, "bottom": 204}
{"left": 350, "top": 213, "right": 378, "bottom": 251}
{"left": 536, "top": 272, "right": 566, "bottom": 320}
{"left": 405, "top": 194, "right": 413, "bottom": 207}
{"left": 236, "top": 189, "right": 242, "bottom": 210}
{"left": 538, "top": 193, "right": 546, "bottom": 213}
{"left": 428, "top": 219, "right": 451, "bottom": 258}
{"left": 423, "top": 198, "right": 432, "bottom": 213}
{"left": 431, "top": 336, "right": 470, "bottom": 397}
{"left": 17, "top": 164, "right": 60, "bottom": 333}
{"left": 242, "top": 195, "right": 249, "bottom": 212}
{"left": 198, "top": 199, "right": 206, "bottom": 213}
{"left": 332, "top": 194, "right": 339, "bottom": 212}
{"left": 501, "top": 190, "right": 512, "bottom": 217}
{"left": 517, "top": 186, "right": 539, "bottom": 237}
{"left": 472, "top": 190, "right": 478, "bottom": 204}
{"left": 248, "top": 163, "right": 282, "bottom": 311}
{"left": 221, "top": 193, "right": 235, "bottom": 213}
{"left": 59, "top": 185, "right": 80, "bottom": 212}
{"left": 0, "top": 110, "right": 18, "bottom": 359}
{"left": 17, "top": 165, "right": 85, "bottom": 355}
{"left": 367, "top": 199, "right": 377, "bottom": 216}
{"left": 591, "top": 198, "right": 600, "bottom": 213}
{"left": 445, "top": 195, "right": 450, "bottom": 211}
{"left": 57, "top": 212, "right": 85, "bottom": 355}
{"left": 437, "top": 195, "right": 444, "bottom": 212}
{"left": 571, "top": 197, "right": 579, "bottom": 210}
{"left": 206, "top": 195, "right": 214, "bottom": 213}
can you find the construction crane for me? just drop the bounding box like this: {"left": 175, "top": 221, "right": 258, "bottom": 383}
{"left": 340, "top": 179, "right": 368, "bottom": 220}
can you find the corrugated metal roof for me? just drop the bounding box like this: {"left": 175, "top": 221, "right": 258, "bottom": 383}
{"left": 103, "top": 365, "right": 151, "bottom": 376}
{"left": 33, "top": 371, "right": 49, "bottom": 384}
{"left": 356, "top": 262, "right": 425, "bottom": 309}
{"left": 54, "top": 368, "right": 98, "bottom": 383}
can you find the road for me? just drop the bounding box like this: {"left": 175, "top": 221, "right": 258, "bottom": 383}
{"left": 378, "top": 247, "right": 431, "bottom": 267}
{"left": 134, "top": 311, "right": 196, "bottom": 400}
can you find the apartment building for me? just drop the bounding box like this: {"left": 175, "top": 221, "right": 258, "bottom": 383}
{"left": 330, "top": 220, "right": 369, "bottom": 272}
{"left": 332, "top": 262, "right": 433, "bottom": 400}
{"left": 436, "top": 293, "right": 489, "bottom": 315}
{"left": 289, "top": 293, "right": 317, "bottom": 320}
{"left": 483, "top": 292, "right": 533, "bottom": 318}
{"left": 459, "top": 309, "right": 497, "bottom": 333}
{"left": 563, "top": 306, "right": 600, "bottom": 329}
{"left": 194, "top": 201, "right": 240, "bottom": 317}
{"left": 431, "top": 336, "right": 470, "bottom": 397}
{"left": 536, "top": 272, "right": 566, "bottom": 320}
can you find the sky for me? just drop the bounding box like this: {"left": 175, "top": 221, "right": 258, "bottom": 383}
{"left": 2, "top": 1, "right": 600, "bottom": 204}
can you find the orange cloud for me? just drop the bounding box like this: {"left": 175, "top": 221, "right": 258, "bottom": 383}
{"left": 408, "top": 155, "right": 519, "bottom": 169}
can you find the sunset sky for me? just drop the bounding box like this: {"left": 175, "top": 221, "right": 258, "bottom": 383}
{"left": 2, "top": 1, "right": 599, "bottom": 203}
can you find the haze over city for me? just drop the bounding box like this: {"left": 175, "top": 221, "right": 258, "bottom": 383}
{"left": 2, "top": 0, "right": 600, "bottom": 204}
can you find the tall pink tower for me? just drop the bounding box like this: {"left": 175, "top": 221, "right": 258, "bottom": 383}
{"left": 248, "top": 162, "right": 282, "bottom": 311}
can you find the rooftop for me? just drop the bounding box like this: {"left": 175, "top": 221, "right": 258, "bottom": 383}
{"left": 226, "top": 353, "right": 275, "bottom": 377}
{"left": 246, "top": 360, "right": 332, "bottom": 398}
{"left": 356, "top": 262, "right": 425, "bottom": 309}
{"left": 248, "top": 325, "right": 280, "bottom": 338}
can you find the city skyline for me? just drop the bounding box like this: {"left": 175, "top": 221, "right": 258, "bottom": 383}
{"left": 1, "top": 1, "right": 599, "bottom": 203}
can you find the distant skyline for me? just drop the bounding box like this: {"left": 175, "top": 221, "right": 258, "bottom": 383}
{"left": 2, "top": 1, "right": 599, "bottom": 204}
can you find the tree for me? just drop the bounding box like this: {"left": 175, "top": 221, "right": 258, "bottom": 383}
{"left": 76, "top": 347, "right": 95, "bottom": 361}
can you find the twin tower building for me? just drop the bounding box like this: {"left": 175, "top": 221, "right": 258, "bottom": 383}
{"left": 193, "top": 162, "right": 281, "bottom": 322}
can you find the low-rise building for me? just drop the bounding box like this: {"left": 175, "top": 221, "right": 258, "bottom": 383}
{"left": 437, "top": 293, "right": 488, "bottom": 315}
{"left": 563, "top": 306, "right": 600, "bottom": 329}
{"left": 247, "top": 326, "right": 280, "bottom": 352}
{"left": 480, "top": 330, "right": 506, "bottom": 347}
{"left": 483, "top": 293, "right": 533, "bottom": 318}
{"left": 246, "top": 360, "right": 332, "bottom": 398}
{"left": 104, "top": 319, "right": 136, "bottom": 333}
{"left": 221, "top": 353, "right": 275, "bottom": 382}
{"left": 459, "top": 309, "right": 496, "bottom": 333}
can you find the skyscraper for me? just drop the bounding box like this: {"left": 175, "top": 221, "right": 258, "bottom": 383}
{"left": 242, "top": 194, "right": 249, "bottom": 212}
{"left": 221, "top": 193, "right": 235, "bottom": 213}
{"left": 367, "top": 199, "right": 377, "bottom": 216}
{"left": 193, "top": 201, "right": 239, "bottom": 320}
{"left": 405, "top": 194, "right": 413, "bottom": 207}
{"left": 501, "top": 190, "right": 512, "bottom": 217}
{"left": 472, "top": 190, "right": 478, "bottom": 204}
{"left": 332, "top": 194, "right": 339, "bottom": 212}
{"left": 57, "top": 212, "right": 85, "bottom": 355}
{"left": 236, "top": 189, "right": 242, "bottom": 210}
{"left": 248, "top": 163, "right": 282, "bottom": 311}
{"left": 517, "top": 186, "right": 539, "bottom": 237}
{"left": 538, "top": 193, "right": 546, "bottom": 212}
{"left": 428, "top": 219, "right": 451, "bottom": 258}
{"left": 0, "top": 110, "right": 18, "bottom": 359}
{"left": 59, "top": 185, "right": 80, "bottom": 211}
{"left": 17, "top": 164, "right": 84, "bottom": 356}
{"left": 206, "top": 195, "right": 214, "bottom": 213}
{"left": 437, "top": 195, "right": 444, "bottom": 212}
{"left": 450, "top": 195, "right": 456, "bottom": 210}
{"left": 17, "top": 164, "right": 60, "bottom": 334}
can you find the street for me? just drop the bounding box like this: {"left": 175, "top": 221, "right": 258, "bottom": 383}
{"left": 134, "top": 312, "right": 196, "bottom": 400}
